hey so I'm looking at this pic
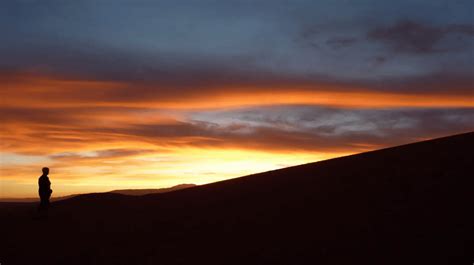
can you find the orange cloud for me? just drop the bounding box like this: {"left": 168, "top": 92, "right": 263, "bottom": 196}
{"left": 2, "top": 72, "right": 473, "bottom": 109}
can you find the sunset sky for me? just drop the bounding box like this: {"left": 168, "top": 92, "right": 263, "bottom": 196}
{"left": 1, "top": 0, "right": 473, "bottom": 198}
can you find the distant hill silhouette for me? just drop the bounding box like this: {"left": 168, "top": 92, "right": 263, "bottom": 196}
{"left": 0, "top": 184, "right": 196, "bottom": 202}
{"left": 0, "top": 132, "right": 472, "bottom": 265}
{"left": 109, "top": 183, "right": 196, "bottom": 196}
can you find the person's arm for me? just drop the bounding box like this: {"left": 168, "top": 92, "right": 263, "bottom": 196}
{"left": 48, "top": 178, "right": 52, "bottom": 193}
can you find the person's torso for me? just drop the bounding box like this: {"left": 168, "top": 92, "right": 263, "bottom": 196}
{"left": 38, "top": 175, "right": 51, "bottom": 191}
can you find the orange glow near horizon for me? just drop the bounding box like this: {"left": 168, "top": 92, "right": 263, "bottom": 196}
{"left": 0, "top": 148, "right": 352, "bottom": 198}
{"left": 1, "top": 72, "right": 473, "bottom": 198}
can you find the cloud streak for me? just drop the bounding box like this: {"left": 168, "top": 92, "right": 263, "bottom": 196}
{"left": 368, "top": 20, "right": 474, "bottom": 54}
{"left": 2, "top": 72, "right": 473, "bottom": 111}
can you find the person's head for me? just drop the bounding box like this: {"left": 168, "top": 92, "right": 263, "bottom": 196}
{"left": 42, "top": 167, "right": 49, "bottom": 175}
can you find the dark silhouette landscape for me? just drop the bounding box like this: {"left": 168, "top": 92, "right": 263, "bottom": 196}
{"left": 1, "top": 132, "right": 473, "bottom": 265}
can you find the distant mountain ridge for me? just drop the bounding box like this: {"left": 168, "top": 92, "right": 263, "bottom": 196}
{"left": 108, "top": 183, "right": 196, "bottom": 196}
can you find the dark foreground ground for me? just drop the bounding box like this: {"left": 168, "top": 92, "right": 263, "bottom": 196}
{"left": 1, "top": 132, "right": 473, "bottom": 265}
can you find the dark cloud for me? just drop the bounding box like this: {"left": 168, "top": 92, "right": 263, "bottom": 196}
{"left": 325, "top": 37, "right": 358, "bottom": 49}
{"left": 368, "top": 71, "right": 474, "bottom": 94}
{"left": 368, "top": 20, "right": 474, "bottom": 54}
{"left": 0, "top": 41, "right": 276, "bottom": 87}
{"left": 370, "top": 56, "right": 388, "bottom": 67}
{"left": 0, "top": 107, "right": 78, "bottom": 125}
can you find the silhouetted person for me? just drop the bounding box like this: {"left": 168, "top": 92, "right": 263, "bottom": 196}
{"left": 38, "top": 167, "right": 52, "bottom": 211}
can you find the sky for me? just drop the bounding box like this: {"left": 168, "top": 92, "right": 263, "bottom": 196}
{"left": 1, "top": 0, "right": 473, "bottom": 198}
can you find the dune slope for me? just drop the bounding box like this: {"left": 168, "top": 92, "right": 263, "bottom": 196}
{"left": 1, "top": 132, "right": 473, "bottom": 265}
